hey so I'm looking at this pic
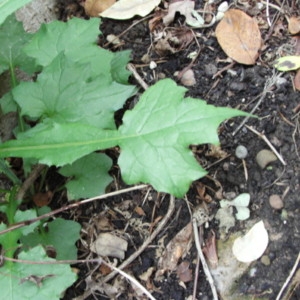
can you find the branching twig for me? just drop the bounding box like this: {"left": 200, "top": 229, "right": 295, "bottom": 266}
{"left": 127, "top": 63, "right": 149, "bottom": 90}
{"left": 102, "top": 194, "right": 175, "bottom": 283}
{"left": 192, "top": 218, "right": 218, "bottom": 300}
{"left": 0, "top": 184, "right": 149, "bottom": 236}
{"left": 276, "top": 252, "right": 300, "bottom": 300}
{"left": 246, "top": 125, "right": 286, "bottom": 166}
{"left": 232, "top": 72, "right": 282, "bottom": 136}
{"left": 77, "top": 195, "right": 175, "bottom": 300}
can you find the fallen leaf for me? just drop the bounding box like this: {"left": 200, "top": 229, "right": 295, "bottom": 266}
{"left": 134, "top": 206, "right": 146, "bottom": 216}
{"left": 90, "top": 233, "right": 128, "bottom": 259}
{"left": 154, "top": 27, "right": 194, "bottom": 56}
{"left": 163, "top": 0, "right": 204, "bottom": 27}
{"left": 84, "top": 0, "right": 116, "bottom": 17}
{"left": 220, "top": 193, "right": 251, "bottom": 221}
{"left": 195, "top": 182, "right": 212, "bottom": 203}
{"left": 215, "top": 9, "right": 262, "bottom": 65}
{"left": 232, "top": 220, "right": 269, "bottom": 263}
{"left": 33, "top": 191, "right": 53, "bottom": 207}
{"left": 100, "top": 0, "right": 161, "bottom": 20}
{"left": 176, "top": 261, "right": 193, "bottom": 282}
{"left": 288, "top": 16, "right": 300, "bottom": 35}
{"left": 294, "top": 69, "right": 300, "bottom": 91}
{"left": 139, "top": 267, "right": 155, "bottom": 281}
{"left": 202, "top": 230, "right": 218, "bottom": 268}
{"left": 156, "top": 222, "right": 193, "bottom": 276}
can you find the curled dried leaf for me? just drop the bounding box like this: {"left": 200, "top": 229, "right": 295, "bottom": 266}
{"left": 215, "top": 9, "right": 262, "bottom": 65}
{"left": 84, "top": 0, "right": 116, "bottom": 17}
{"left": 288, "top": 16, "right": 300, "bottom": 35}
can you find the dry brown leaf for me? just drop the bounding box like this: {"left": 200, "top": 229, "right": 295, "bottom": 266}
{"left": 154, "top": 27, "right": 193, "bottom": 56}
{"left": 84, "top": 0, "right": 116, "bottom": 17}
{"left": 90, "top": 232, "right": 128, "bottom": 259}
{"left": 202, "top": 230, "right": 218, "bottom": 268}
{"left": 176, "top": 261, "right": 193, "bottom": 282}
{"left": 294, "top": 69, "right": 300, "bottom": 91}
{"left": 156, "top": 222, "right": 193, "bottom": 276}
{"left": 163, "top": 0, "right": 207, "bottom": 27}
{"left": 33, "top": 191, "right": 53, "bottom": 207}
{"left": 134, "top": 206, "right": 146, "bottom": 216}
{"left": 288, "top": 16, "right": 300, "bottom": 35}
{"left": 215, "top": 9, "right": 262, "bottom": 65}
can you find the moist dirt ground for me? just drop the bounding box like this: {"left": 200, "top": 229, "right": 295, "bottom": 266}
{"left": 8, "top": 0, "right": 300, "bottom": 299}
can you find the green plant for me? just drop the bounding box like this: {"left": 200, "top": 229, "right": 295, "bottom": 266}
{"left": 0, "top": 12, "right": 248, "bottom": 299}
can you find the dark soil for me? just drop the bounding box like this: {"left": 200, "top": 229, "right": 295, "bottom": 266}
{"left": 7, "top": 0, "right": 300, "bottom": 299}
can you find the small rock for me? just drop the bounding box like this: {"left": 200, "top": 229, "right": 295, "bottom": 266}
{"left": 269, "top": 194, "right": 283, "bottom": 210}
{"left": 255, "top": 149, "right": 277, "bottom": 169}
{"left": 235, "top": 145, "right": 248, "bottom": 159}
{"left": 261, "top": 255, "right": 271, "bottom": 266}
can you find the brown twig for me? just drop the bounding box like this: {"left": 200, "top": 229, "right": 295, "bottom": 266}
{"left": 16, "top": 164, "right": 47, "bottom": 200}
{"left": 245, "top": 125, "right": 286, "bottom": 166}
{"left": 127, "top": 63, "right": 149, "bottom": 90}
{"left": 102, "top": 194, "right": 175, "bottom": 283}
{"left": 192, "top": 218, "right": 219, "bottom": 300}
{"left": 76, "top": 195, "right": 175, "bottom": 300}
{"left": 0, "top": 184, "right": 149, "bottom": 236}
{"left": 103, "top": 15, "right": 153, "bottom": 48}
{"left": 276, "top": 252, "right": 300, "bottom": 300}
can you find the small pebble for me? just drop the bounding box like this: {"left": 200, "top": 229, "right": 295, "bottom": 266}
{"left": 255, "top": 149, "right": 277, "bottom": 169}
{"left": 261, "top": 255, "right": 271, "bottom": 266}
{"left": 235, "top": 145, "right": 248, "bottom": 159}
{"left": 269, "top": 194, "right": 284, "bottom": 210}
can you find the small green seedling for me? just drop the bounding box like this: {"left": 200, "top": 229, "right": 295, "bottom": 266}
{"left": 220, "top": 193, "right": 251, "bottom": 221}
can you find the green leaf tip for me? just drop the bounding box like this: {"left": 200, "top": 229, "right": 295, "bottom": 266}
{"left": 118, "top": 79, "right": 249, "bottom": 197}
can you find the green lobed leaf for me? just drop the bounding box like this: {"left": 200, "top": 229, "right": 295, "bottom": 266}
{"left": 0, "top": 14, "right": 36, "bottom": 75}
{"left": 24, "top": 18, "right": 102, "bottom": 68}
{"left": 118, "top": 79, "right": 249, "bottom": 197}
{"left": 0, "top": 210, "right": 39, "bottom": 251}
{"left": 0, "top": 0, "right": 33, "bottom": 25}
{"left": 0, "top": 245, "right": 77, "bottom": 300}
{"left": 0, "top": 79, "right": 249, "bottom": 196}
{"left": 12, "top": 53, "right": 136, "bottom": 128}
{"left": 21, "top": 218, "right": 81, "bottom": 260}
{"left": 274, "top": 55, "right": 300, "bottom": 71}
{"left": 0, "top": 92, "right": 18, "bottom": 113}
{"left": 59, "top": 153, "right": 112, "bottom": 199}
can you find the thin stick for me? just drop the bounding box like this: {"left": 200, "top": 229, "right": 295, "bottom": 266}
{"left": 108, "top": 262, "right": 157, "bottom": 300}
{"left": 232, "top": 91, "right": 267, "bottom": 136}
{"left": 78, "top": 195, "right": 175, "bottom": 300}
{"left": 232, "top": 72, "right": 282, "bottom": 136}
{"left": 192, "top": 256, "right": 200, "bottom": 300}
{"left": 16, "top": 164, "right": 47, "bottom": 200}
{"left": 192, "top": 218, "right": 218, "bottom": 300}
{"left": 0, "top": 184, "right": 149, "bottom": 236}
{"left": 245, "top": 125, "right": 286, "bottom": 166}
{"left": 276, "top": 252, "right": 300, "bottom": 300}
{"left": 103, "top": 15, "right": 153, "bottom": 48}
{"left": 102, "top": 194, "right": 175, "bottom": 283}
{"left": 127, "top": 63, "right": 149, "bottom": 90}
